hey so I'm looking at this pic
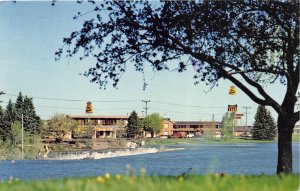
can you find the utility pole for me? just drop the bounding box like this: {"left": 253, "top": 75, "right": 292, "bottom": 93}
{"left": 243, "top": 106, "right": 251, "bottom": 126}
{"left": 21, "top": 114, "right": 24, "bottom": 160}
{"left": 142, "top": 100, "right": 150, "bottom": 116}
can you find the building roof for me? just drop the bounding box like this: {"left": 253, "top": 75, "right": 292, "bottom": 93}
{"left": 174, "top": 121, "right": 221, "bottom": 126}
{"left": 68, "top": 115, "right": 129, "bottom": 119}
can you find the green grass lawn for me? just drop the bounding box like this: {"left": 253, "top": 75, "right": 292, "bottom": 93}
{"left": 145, "top": 135, "right": 300, "bottom": 145}
{"left": 1, "top": 174, "right": 299, "bottom": 191}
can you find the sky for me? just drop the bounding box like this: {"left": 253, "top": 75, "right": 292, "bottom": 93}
{"left": 0, "top": 1, "right": 288, "bottom": 124}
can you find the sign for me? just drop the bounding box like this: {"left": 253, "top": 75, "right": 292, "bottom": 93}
{"left": 235, "top": 113, "right": 243, "bottom": 119}
{"left": 86, "top": 101, "right": 93, "bottom": 113}
{"left": 229, "top": 86, "right": 236, "bottom": 95}
{"left": 228, "top": 104, "right": 237, "bottom": 112}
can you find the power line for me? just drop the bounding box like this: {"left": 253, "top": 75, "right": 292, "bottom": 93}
{"left": 0, "top": 101, "right": 142, "bottom": 111}
{"left": 150, "top": 107, "right": 224, "bottom": 116}
{"left": 2, "top": 92, "right": 257, "bottom": 117}
{"left": 152, "top": 100, "right": 226, "bottom": 108}
{"left": 3, "top": 93, "right": 140, "bottom": 103}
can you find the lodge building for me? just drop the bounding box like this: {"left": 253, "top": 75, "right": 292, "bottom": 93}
{"left": 67, "top": 115, "right": 175, "bottom": 139}
{"left": 68, "top": 115, "right": 129, "bottom": 139}
{"left": 173, "top": 121, "right": 222, "bottom": 136}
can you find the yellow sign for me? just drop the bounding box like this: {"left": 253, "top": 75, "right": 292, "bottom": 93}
{"left": 86, "top": 101, "right": 93, "bottom": 113}
{"left": 229, "top": 86, "right": 236, "bottom": 95}
{"left": 228, "top": 104, "right": 237, "bottom": 112}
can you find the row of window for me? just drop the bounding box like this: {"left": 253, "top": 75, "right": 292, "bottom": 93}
{"left": 76, "top": 119, "right": 125, "bottom": 126}
{"left": 174, "top": 125, "right": 220, "bottom": 129}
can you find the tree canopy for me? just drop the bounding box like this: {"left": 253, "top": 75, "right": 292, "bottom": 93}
{"left": 56, "top": 1, "right": 299, "bottom": 173}
{"left": 221, "top": 112, "right": 236, "bottom": 141}
{"left": 43, "top": 113, "right": 78, "bottom": 143}
{"left": 0, "top": 93, "right": 41, "bottom": 143}
{"left": 143, "top": 113, "right": 163, "bottom": 137}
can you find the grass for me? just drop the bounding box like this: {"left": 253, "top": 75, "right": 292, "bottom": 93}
{"left": 292, "top": 134, "right": 300, "bottom": 142}
{"left": 145, "top": 135, "right": 300, "bottom": 145}
{"left": 1, "top": 174, "right": 299, "bottom": 191}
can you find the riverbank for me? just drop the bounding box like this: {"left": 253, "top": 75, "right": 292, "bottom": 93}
{"left": 46, "top": 147, "right": 185, "bottom": 160}
{"left": 145, "top": 135, "right": 300, "bottom": 145}
{"left": 1, "top": 174, "right": 298, "bottom": 191}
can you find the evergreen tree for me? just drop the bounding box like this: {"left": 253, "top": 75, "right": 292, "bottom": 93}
{"left": 15, "top": 92, "right": 24, "bottom": 122}
{"left": 126, "top": 110, "right": 139, "bottom": 138}
{"left": 3, "top": 100, "right": 16, "bottom": 142}
{"left": 251, "top": 105, "right": 277, "bottom": 140}
{"left": 22, "top": 96, "right": 41, "bottom": 137}
{"left": 0, "top": 106, "right": 5, "bottom": 141}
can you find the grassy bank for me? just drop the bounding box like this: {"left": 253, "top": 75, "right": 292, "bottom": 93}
{"left": 1, "top": 174, "right": 299, "bottom": 191}
{"left": 145, "top": 135, "right": 300, "bottom": 145}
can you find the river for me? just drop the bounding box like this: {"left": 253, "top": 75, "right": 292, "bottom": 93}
{"left": 0, "top": 142, "right": 299, "bottom": 180}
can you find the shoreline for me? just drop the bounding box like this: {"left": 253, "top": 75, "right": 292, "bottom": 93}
{"left": 45, "top": 147, "right": 185, "bottom": 160}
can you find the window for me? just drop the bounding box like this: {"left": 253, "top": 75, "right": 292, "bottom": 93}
{"left": 103, "top": 119, "right": 117, "bottom": 125}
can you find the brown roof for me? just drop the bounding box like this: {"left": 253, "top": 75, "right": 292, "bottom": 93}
{"left": 68, "top": 115, "right": 129, "bottom": 119}
{"left": 174, "top": 121, "right": 221, "bottom": 126}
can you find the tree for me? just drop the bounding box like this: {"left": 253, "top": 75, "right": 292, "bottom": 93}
{"left": 44, "top": 114, "right": 78, "bottom": 143}
{"left": 221, "top": 112, "right": 236, "bottom": 141}
{"left": 252, "top": 105, "right": 277, "bottom": 140}
{"left": 0, "top": 106, "right": 5, "bottom": 142}
{"left": 126, "top": 110, "right": 140, "bottom": 138}
{"left": 10, "top": 121, "right": 22, "bottom": 146}
{"left": 143, "top": 113, "right": 163, "bottom": 138}
{"left": 3, "top": 100, "right": 16, "bottom": 142}
{"left": 13, "top": 94, "right": 41, "bottom": 143}
{"left": 56, "top": 1, "right": 299, "bottom": 173}
{"left": 22, "top": 96, "right": 41, "bottom": 136}
{"left": 15, "top": 92, "right": 24, "bottom": 122}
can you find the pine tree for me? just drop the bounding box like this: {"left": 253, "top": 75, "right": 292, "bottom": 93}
{"left": 3, "top": 100, "right": 16, "bottom": 142}
{"left": 0, "top": 106, "right": 5, "bottom": 141}
{"left": 22, "top": 96, "right": 41, "bottom": 136}
{"left": 251, "top": 105, "right": 277, "bottom": 140}
{"left": 15, "top": 92, "right": 24, "bottom": 122}
{"left": 126, "top": 110, "right": 139, "bottom": 138}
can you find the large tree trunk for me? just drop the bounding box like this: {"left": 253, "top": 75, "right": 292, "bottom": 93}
{"left": 277, "top": 114, "right": 295, "bottom": 174}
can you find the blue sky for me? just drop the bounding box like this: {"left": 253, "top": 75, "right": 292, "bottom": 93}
{"left": 0, "top": 1, "right": 286, "bottom": 124}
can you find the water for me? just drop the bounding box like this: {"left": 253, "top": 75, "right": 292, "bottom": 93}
{"left": 0, "top": 143, "right": 299, "bottom": 180}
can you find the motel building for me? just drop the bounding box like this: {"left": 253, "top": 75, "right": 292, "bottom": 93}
{"left": 68, "top": 115, "right": 129, "bottom": 139}
{"left": 173, "top": 121, "right": 222, "bottom": 137}
{"left": 67, "top": 115, "right": 174, "bottom": 139}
